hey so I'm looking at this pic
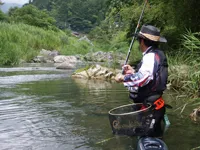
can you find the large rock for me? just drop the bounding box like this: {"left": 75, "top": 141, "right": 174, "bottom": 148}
{"left": 33, "top": 49, "right": 60, "bottom": 63}
{"left": 72, "top": 64, "right": 121, "bottom": 80}
{"left": 54, "top": 55, "right": 77, "bottom": 63}
{"left": 54, "top": 55, "right": 78, "bottom": 69}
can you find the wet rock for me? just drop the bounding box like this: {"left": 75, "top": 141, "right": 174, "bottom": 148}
{"left": 54, "top": 55, "right": 78, "bottom": 69}
{"left": 33, "top": 49, "right": 60, "bottom": 63}
{"left": 54, "top": 55, "right": 77, "bottom": 63}
{"left": 33, "top": 56, "right": 46, "bottom": 63}
{"left": 72, "top": 64, "right": 121, "bottom": 80}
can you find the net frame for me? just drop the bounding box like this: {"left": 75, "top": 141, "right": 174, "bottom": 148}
{"left": 108, "top": 103, "right": 152, "bottom": 116}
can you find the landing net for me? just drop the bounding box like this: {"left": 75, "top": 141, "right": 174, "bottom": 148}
{"left": 108, "top": 103, "right": 153, "bottom": 136}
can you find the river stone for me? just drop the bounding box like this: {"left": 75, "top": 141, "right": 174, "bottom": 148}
{"left": 54, "top": 55, "right": 77, "bottom": 63}
{"left": 39, "top": 49, "right": 60, "bottom": 62}
{"left": 33, "top": 56, "right": 46, "bottom": 63}
{"left": 72, "top": 64, "right": 121, "bottom": 80}
{"left": 87, "top": 64, "right": 101, "bottom": 77}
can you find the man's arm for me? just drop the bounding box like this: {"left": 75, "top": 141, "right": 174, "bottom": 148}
{"left": 123, "top": 53, "right": 155, "bottom": 87}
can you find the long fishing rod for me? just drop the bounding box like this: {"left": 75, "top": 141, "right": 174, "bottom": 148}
{"left": 122, "top": 0, "right": 148, "bottom": 74}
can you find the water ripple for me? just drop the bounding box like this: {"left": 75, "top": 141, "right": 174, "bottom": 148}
{"left": 0, "top": 74, "right": 69, "bottom": 87}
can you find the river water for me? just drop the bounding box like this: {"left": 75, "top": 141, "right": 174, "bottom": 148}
{"left": 0, "top": 63, "right": 199, "bottom": 150}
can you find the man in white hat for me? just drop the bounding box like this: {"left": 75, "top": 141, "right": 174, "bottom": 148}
{"left": 116, "top": 24, "right": 168, "bottom": 137}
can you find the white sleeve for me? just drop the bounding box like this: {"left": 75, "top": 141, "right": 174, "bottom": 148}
{"left": 123, "top": 52, "right": 155, "bottom": 87}
{"left": 138, "top": 53, "right": 155, "bottom": 83}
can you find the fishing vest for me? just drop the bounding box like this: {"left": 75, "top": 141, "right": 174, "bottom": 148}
{"left": 130, "top": 48, "right": 168, "bottom": 102}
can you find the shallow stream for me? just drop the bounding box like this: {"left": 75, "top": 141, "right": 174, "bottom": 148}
{"left": 0, "top": 63, "right": 199, "bottom": 150}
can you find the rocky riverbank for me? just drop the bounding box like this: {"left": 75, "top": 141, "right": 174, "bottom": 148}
{"left": 32, "top": 49, "right": 126, "bottom": 70}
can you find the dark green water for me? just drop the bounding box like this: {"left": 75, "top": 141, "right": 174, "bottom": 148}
{"left": 0, "top": 63, "right": 199, "bottom": 150}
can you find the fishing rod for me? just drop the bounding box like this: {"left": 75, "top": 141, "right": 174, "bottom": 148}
{"left": 122, "top": 0, "right": 148, "bottom": 74}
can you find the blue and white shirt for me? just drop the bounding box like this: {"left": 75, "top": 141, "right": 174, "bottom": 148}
{"left": 123, "top": 46, "right": 157, "bottom": 93}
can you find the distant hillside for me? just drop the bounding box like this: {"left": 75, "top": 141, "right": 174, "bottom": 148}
{"left": 0, "top": 3, "right": 22, "bottom": 13}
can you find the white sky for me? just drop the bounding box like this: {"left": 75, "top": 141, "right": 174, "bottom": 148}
{"left": 2, "top": 0, "right": 29, "bottom": 4}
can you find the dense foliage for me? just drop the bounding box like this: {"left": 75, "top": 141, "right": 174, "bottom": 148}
{"left": 30, "top": 0, "right": 108, "bottom": 32}
{"left": 8, "top": 5, "right": 57, "bottom": 31}
{"left": 3, "top": 0, "right": 199, "bottom": 48}
{"left": 93, "top": 0, "right": 200, "bottom": 49}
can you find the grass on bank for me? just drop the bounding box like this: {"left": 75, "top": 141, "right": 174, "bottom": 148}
{"left": 0, "top": 22, "right": 92, "bottom": 66}
{"left": 167, "top": 30, "right": 200, "bottom": 98}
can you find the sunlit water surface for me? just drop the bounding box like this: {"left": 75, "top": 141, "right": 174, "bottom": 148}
{"left": 0, "top": 63, "right": 199, "bottom": 150}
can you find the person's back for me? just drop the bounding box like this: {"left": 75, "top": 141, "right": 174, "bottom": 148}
{"left": 134, "top": 47, "right": 168, "bottom": 103}
{"left": 115, "top": 24, "right": 168, "bottom": 137}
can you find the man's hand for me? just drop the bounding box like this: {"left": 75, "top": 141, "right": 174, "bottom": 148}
{"left": 115, "top": 73, "right": 125, "bottom": 83}
{"left": 115, "top": 65, "right": 135, "bottom": 82}
{"left": 123, "top": 65, "right": 135, "bottom": 74}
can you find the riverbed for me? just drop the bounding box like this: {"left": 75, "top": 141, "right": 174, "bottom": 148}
{"left": 0, "top": 63, "right": 199, "bottom": 150}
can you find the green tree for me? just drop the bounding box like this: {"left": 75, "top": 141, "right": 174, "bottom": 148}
{"left": 31, "top": 0, "right": 108, "bottom": 32}
{"left": 105, "top": 0, "right": 200, "bottom": 49}
{"left": 30, "top": 0, "right": 49, "bottom": 9}
{"left": 0, "top": 0, "right": 8, "bottom": 21}
{"left": 0, "top": 10, "right": 7, "bottom": 21}
{"left": 8, "top": 4, "right": 57, "bottom": 31}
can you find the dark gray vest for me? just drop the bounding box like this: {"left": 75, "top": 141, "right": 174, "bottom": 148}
{"left": 130, "top": 48, "right": 168, "bottom": 103}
